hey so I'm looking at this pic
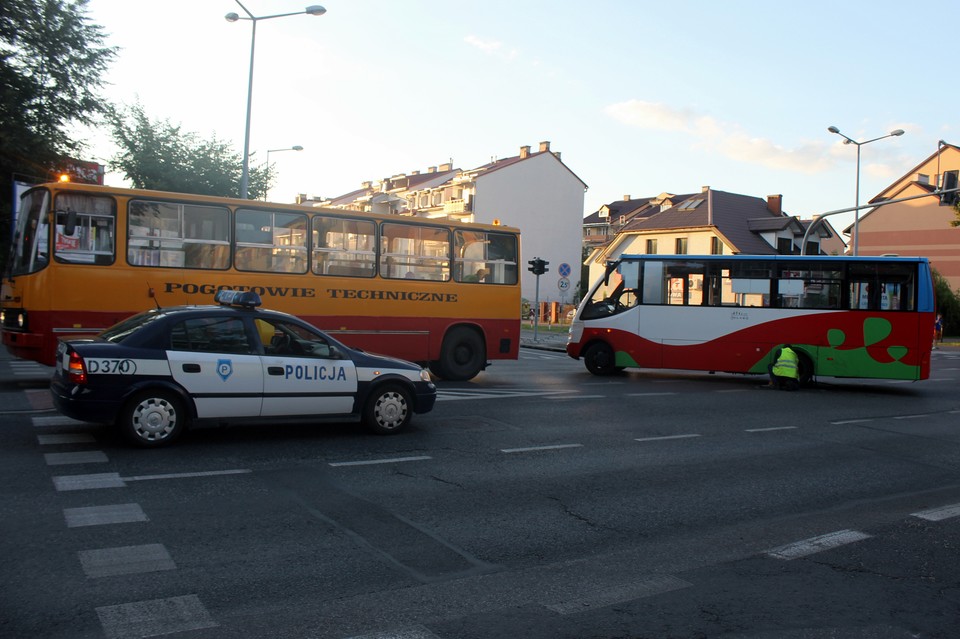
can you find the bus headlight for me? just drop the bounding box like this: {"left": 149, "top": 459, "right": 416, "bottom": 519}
{"left": 17, "top": 312, "right": 25, "bottom": 328}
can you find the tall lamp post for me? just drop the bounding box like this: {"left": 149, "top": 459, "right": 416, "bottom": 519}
{"left": 226, "top": 2, "right": 325, "bottom": 200}
{"left": 264, "top": 145, "right": 303, "bottom": 200}
{"left": 827, "top": 125, "right": 905, "bottom": 255}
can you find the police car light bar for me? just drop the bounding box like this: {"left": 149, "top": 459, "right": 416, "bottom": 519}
{"left": 214, "top": 289, "right": 262, "bottom": 308}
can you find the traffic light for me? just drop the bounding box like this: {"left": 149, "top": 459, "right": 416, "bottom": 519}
{"left": 941, "top": 170, "right": 959, "bottom": 206}
{"left": 527, "top": 257, "right": 549, "bottom": 275}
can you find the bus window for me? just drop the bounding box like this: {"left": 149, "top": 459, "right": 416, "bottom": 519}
{"left": 235, "top": 209, "right": 307, "bottom": 274}
{"left": 9, "top": 189, "right": 50, "bottom": 276}
{"left": 454, "top": 230, "right": 518, "bottom": 284}
{"left": 53, "top": 193, "right": 116, "bottom": 266}
{"left": 848, "top": 262, "right": 916, "bottom": 311}
{"left": 129, "top": 200, "right": 228, "bottom": 269}
{"left": 311, "top": 215, "right": 376, "bottom": 277}
{"left": 381, "top": 223, "right": 450, "bottom": 281}
{"left": 776, "top": 264, "right": 842, "bottom": 309}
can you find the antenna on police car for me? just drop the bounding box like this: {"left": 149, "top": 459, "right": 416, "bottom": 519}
{"left": 146, "top": 282, "right": 161, "bottom": 309}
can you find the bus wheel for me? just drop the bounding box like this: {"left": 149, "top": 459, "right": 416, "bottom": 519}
{"left": 584, "top": 342, "right": 619, "bottom": 376}
{"left": 120, "top": 389, "right": 186, "bottom": 447}
{"left": 363, "top": 383, "right": 412, "bottom": 434}
{"left": 435, "top": 327, "right": 485, "bottom": 381}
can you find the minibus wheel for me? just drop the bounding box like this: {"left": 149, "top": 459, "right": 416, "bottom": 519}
{"left": 434, "top": 326, "right": 484, "bottom": 381}
{"left": 584, "top": 342, "right": 620, "bottom": 376}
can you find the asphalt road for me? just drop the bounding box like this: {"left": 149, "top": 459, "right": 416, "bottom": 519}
{"left": 1, "top": 345, "right": 959, "bottom": 638}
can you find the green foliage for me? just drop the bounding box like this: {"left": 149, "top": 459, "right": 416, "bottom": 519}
{"left": 0, "top": 0, "right": 115, "bottom": 263}
{"left": 932, "top": 268, "right": 960, "bottom": 336}
{"left": 108, "top": 102, "right": 273, "bottom": 200}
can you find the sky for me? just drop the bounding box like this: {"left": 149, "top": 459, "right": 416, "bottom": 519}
{"left": 81, "top": 0, "right": 958, "bottom": 236}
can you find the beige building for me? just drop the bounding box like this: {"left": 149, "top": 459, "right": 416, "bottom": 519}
{"left": 584, "top": 187, "right": 839, "bottom": 287}
{"left": 848, "top": 142, "right": 960, "bottom": 290}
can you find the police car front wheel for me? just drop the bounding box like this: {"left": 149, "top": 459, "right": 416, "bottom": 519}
{"left": 120, "top": 389, "right": 187, "bottom": 447}
{"left": 363, "top": 384, "right": 412, "bottom": 435}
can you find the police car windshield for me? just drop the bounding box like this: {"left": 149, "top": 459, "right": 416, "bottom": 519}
{"left": 100, "top": 310, "right": 164, "bottom": 342}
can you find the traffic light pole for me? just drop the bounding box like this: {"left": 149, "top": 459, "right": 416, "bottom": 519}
{"left": 532, "top": 271, "right": 541, "bottom": 342}
{"left": 527, "top": 256, "right": 549, "bottom": 342}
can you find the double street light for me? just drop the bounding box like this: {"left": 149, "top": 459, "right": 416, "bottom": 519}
{"left": 827, "top": 125, "right": 905, "bottom": 255}
{"left": 226, "top": 2, "right": 326, "bottom": 200}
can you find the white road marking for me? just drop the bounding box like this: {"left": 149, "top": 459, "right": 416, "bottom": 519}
{"left": 37, "top": 433, "right": 96, "bottom": 445}
{"left": 546, "top": 574, "right": 692, "bottom": 615}
{"left": 53, "top": 473, "right": 126, "bottom": 491}
{"left": 912, "top": 504, "right": 960, "bottom": 521}
{"left": 766, "top": 529, "right": 871, "bottom": 560}
{"left": 345, "top": 625, "right": 443, "bottom": 639}
{"left": 626, "top": 392, "right": 678, "bottom": 397}
{"left": 830, "top": 419, "right": 874, "bottom": 425}
{"left": 32, "top": 415, "right": 89, "bottom": 428}
{"left": 501, "top": 443, "right": 583, "bottom": 454}
{"left": 745, "top": 426, "right": 797, "bottom": 433}
{"left": 893, "top": 414, "right": 932, "bottom": 420}
{"left": 79, "top": 543, "right": 175, "bottom": 578}
{"left": 123, "top": 469, "right": 252, "bottom": 482}
{"left": 96, "top": 595, "right": 218, "bottom": 639}
{"left": 635, "top": 434, "right": 701, "bottom": 443}
{"left": 329, "top": 456, "right": 432, "bottom": 467}
{"left": 53, "top": 469, "right": 251, "bottom": 491}
{"left": 44, "top": 451, "right": 108, "bottom": 466}
{"left": 65, "top": 504, "right": 148, "bottom": 528}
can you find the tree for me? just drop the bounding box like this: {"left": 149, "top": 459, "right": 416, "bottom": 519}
{"left": 108, "top": 102, "right": 272, "bottom": 199}
{"left": 0, "top": 0, "right": 115, "bottom": 259}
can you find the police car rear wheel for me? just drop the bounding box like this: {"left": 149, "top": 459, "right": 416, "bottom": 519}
{"left": 363, "top": 384, "right": 411, "bottom": 435}
{"left": 121, "top": 390, "right": 186, "bottom": 447}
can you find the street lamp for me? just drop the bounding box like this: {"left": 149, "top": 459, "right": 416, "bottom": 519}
{"left": 226, "top": 2, "right": 325, "bottom": 200}
{"left": 827, "top": 125, "right": 905, "bottom": 255}
{"left": 264, "top": 145, "right": 304, "bottom": 200}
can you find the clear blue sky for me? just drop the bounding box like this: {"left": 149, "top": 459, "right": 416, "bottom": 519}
{"left": 84, "top": 0, "right": 957, "bottom": 234}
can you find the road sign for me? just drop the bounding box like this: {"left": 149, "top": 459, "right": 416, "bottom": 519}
{"left": 558, "top": 277, "right": 570, "bottom": 290}
{"left": 558, "top": 262, "right": 572, "bottom": 278}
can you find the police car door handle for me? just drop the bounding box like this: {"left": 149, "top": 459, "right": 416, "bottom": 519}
{"left": 267, "top": 366, "right": 285, "bottom": 376}
{"left": 182, "top": 363, "right": 202, "bottom": 373}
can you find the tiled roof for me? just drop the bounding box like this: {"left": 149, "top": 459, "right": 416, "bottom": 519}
{"left": 623, "top": 189, "right": 795, "bottom": 255}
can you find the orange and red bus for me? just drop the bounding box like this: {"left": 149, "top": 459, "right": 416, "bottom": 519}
{"left": 2, "top": 182, "right": 521, "bottom": 380}
{"left": 567, "top": 254, "right": 934, "bottom": 383}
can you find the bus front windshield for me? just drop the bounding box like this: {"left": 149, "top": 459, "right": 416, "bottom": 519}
{"left": 8, "top": 189, "right": 51, "bottom": 277}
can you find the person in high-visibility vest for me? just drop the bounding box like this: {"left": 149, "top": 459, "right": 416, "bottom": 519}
{"left": 763, "top": 344, "right": 800, "bottom": 390}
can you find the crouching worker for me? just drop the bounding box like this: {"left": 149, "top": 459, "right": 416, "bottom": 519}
{"left": 763, "top": 344, "right": 800, "bottom": 391}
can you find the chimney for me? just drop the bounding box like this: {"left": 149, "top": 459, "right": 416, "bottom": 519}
{"left": 428, "top": 166, "right": 437, "bottom": 173}
{"left": 411, "top": 170, "right": 420, "bottom": 175}
{"left": 767, "top": 194, "right": 783, "bottom": 215}
{"left": 361, "top": 181, "right": 372, "bottom": 189}
{"left": 519, "top": 145, "right": 530, "bottom": 159}
{"left": 439, "top": 162, "right": 452, "bottom": 171}
{"left": 701, "top": 185, "right": 710, "bottom": 193}
{"left": 539, "top": 141, "right": 551, "bottom": 153}
{"left": 623, "top": 194, "right": 631, "bottom": 201}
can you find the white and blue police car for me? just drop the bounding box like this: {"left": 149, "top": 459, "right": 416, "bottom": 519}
{"left": 51, "top": 290, "right": 437, "bottom": 447}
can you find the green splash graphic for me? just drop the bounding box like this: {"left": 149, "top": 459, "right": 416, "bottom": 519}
{"left": 750, "top": 317, "right": 921, "bottom": 380}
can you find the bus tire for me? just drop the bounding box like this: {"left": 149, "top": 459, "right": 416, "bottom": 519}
{"left": 434, "top": 327, "right": 485, "bottom": 381}
{"left": 363, "top": 383, "right": 412, "bottom": 435}
{"left": 119, "top": 389, "right": 186, "bottom": 447}
{"left": 584, "top": 342, "right": 620, "bottom": 376}
{"left": 797, "top": 351, "right": 814, "bottom": 387}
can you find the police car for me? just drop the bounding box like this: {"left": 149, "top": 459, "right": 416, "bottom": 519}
{"left": 51, "top": 290, "right": 437, "bottom": 447}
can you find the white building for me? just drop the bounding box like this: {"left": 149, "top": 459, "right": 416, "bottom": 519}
{"left": 310, "top": 141, "right": 587, "bottom": 305}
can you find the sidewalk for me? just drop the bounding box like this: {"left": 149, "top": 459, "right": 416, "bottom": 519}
{"left": 520, "top": 325, "right": 568, "bottom": 352}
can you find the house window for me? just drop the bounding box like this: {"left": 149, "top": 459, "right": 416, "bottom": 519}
{"left": 646, "top": 239, "right": 657, "bottom": 254}
{"left": 777, "top": 237, "right": 793, "bottom": 255}
{"left": 675, "top": 238, "right": 687, "bottom": 254}
{"left": 710, "top": 237, "right": 723, "bottom": 255}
